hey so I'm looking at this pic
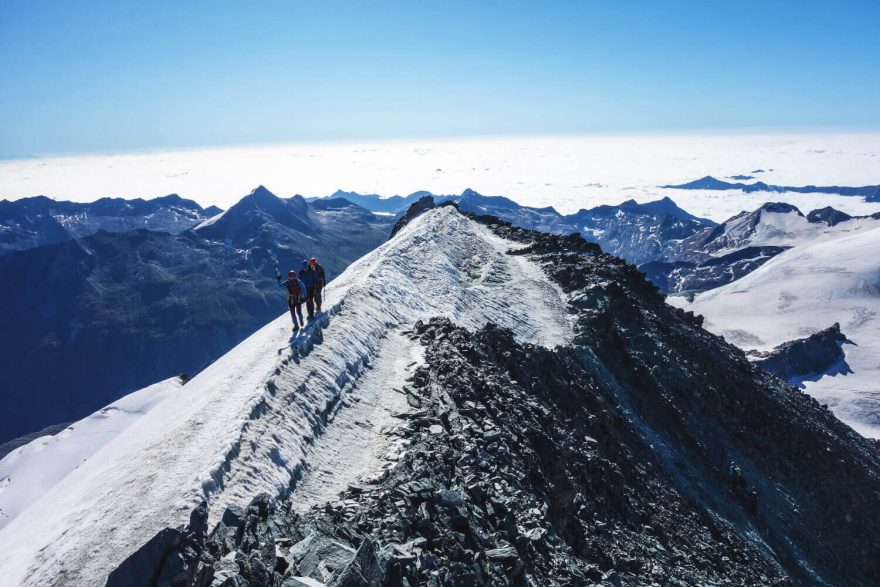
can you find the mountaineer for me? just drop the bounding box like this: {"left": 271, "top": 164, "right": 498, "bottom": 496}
{"left": 308, "top": 257, "right": 326, "bottom": 313}
{"left": 276, "top": 266, "right": 307, "bottom": 331}
{"left": 298, "top": 260, "right": 320, "bottom": 321}
{"left": 728, "top": 461, "right": 746, "bottom": 494}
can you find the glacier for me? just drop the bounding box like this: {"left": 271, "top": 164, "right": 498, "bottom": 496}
{"left": 671, "top": 223, "right": 880, "bottom": 438}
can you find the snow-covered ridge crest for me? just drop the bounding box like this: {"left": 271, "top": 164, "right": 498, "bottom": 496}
{"left": 0, "top": 206, "right": 572, "bottom": 586}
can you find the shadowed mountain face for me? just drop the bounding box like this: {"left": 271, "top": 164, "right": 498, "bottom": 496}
{"left": 0, "top": 194, "right": 220, "bottom": 257}
{"left": 0, "top": 187, "right": 394, "bottom": 443}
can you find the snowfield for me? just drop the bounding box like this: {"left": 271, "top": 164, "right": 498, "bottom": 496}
{"left": 0, "top": 378, "right": 181, "bottom": 530}
{"left": 670, "top": 223, "right": 880, "bottom": 438}
{"left": 705, "top": 207, "right": 880, "bottom": 256}
{"left": 0, "top": 207, "right": 573, "bottom": 586}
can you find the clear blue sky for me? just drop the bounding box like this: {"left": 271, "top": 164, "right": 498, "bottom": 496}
{"left": 1, "top": 0, "right": 878, "bottom": 157}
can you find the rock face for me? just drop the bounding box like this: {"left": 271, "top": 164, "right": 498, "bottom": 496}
{"left": 806, "top": 207, "right": 853, "bottom": 227}
{"left": 749, "top": 323, "right": 851, "bottom": 383}
{"left": 640, "top": 245, "right": 789, "bottom": 293}
{"left": 388, "top": 195, "right": 437, "bottom": 239}
{"left": 114, "top": 211, "right": 880, "bottom": 587}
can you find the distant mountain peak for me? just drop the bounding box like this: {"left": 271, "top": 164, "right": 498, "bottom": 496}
{"left": 806, "top": 206, "right": 852, "bottom": 226}
{"left": 460, "top": 188, "right": 482, "bottom": 198}
{"left": 246, "top": 185, "right": 277, "bottom": 200}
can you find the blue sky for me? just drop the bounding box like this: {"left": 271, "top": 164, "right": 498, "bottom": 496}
{"left": 1, "top": 0, "right": 878, "bottom": 157}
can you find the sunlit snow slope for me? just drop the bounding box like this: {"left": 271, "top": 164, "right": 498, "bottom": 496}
{"left": 0, "top": 378, "right": 181, "bottom": 530}
{"left": 673, "top": 224, "right": 880, "bottom": 438}
{"left": 0, "top": 207, "right": 572, "bottom": 586}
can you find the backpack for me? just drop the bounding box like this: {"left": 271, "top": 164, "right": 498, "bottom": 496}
{"left": 286, "top": 279, "right": 303, "bottom": 299}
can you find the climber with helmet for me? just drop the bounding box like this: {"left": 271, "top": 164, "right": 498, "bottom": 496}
{"left": 728, "top": 461, "right": 746, "bottom": 495}
{"left": 276, "top": 266, "right": 307, "bottom": 331}
{"left": 298, "top": 260, "right": 320, "bottom": 321}
{"left": 308, "top": 257, "right": 326, "bottom": 313}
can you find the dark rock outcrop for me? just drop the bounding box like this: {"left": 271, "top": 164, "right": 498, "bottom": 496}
{"left": 806, "top": 207, "right": 853, "bottom": 227}
{"left": 388, "top": 195, "right": 437, "bottom": 239}
{"left": 748, "top": 323, "right": 852, "bottom": 383}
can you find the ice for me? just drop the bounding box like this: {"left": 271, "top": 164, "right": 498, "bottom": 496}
{"left": 0, "top": 207, "right": 573, "bottom": 586}
{"left": 674, "top": 224, "right": 880, "bottom": 438}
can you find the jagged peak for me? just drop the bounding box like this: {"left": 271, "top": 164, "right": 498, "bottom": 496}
{"left": 388, "top": 194, "right": 438, "bottom": 239}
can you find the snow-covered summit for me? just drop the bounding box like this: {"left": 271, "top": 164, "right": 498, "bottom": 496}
{"left": 683, "top": 201, "right": 880, "bottom": 257}
{"left": 0, "top": 206, "right": 572, "bottom": 586}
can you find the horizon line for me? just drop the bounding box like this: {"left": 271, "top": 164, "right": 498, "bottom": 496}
{"left": 5, "top": 126, "right": 880, "bottom": 162}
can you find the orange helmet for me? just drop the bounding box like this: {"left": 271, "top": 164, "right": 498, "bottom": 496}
{"left": 308, "top": 258, "right": 317, "bottom": 266}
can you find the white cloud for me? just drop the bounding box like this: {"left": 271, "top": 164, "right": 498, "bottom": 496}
{"left": 1, "top": 132, "right": 879, "bottom": 221}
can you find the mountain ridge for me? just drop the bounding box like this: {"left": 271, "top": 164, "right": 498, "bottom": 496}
{"left": 18, "top": 204, "right": 876, "bottom": 587}
{"left": 663, "top": 175, "right": 880, "bottom": 202}
{"left": 0, "top": 186, "right": 395, "bottom": 443}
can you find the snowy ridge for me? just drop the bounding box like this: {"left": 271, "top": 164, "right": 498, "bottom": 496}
{"left": 0, "top": 207, "right": 572, "bottom": 586}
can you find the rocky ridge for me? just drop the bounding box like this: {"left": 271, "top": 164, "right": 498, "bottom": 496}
{"left": 108, "top": 209, "right": 880, "bottom": 586}
{"left": 747, "top": 323, "right": 852, "bottom": 384}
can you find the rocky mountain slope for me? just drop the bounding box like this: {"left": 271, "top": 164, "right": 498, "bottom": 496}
{"left": 0, "top": 194, "right": 220, "bottom": 256}
{"left": 0, "top": 205, "right": 571, "bottom": 586}
{"left": 196, "top": 187, "right": 392, "bottom": 275}
{"left": 0, "top": 187, "right": 393, "bottom": 443}
{"left": 3, "top": 205, "right": 878, "bottom": 586}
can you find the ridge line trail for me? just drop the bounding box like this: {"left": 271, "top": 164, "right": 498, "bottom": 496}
{"left": 0, "top": 207, "right": 574, "bottom": 586}
{"left": 289, "top": 330, "right": 422, "bottom": 512}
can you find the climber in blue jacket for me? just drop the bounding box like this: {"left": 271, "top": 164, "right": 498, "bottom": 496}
{"left": 298, "top": 260, "right": 321, "bottom": 321}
